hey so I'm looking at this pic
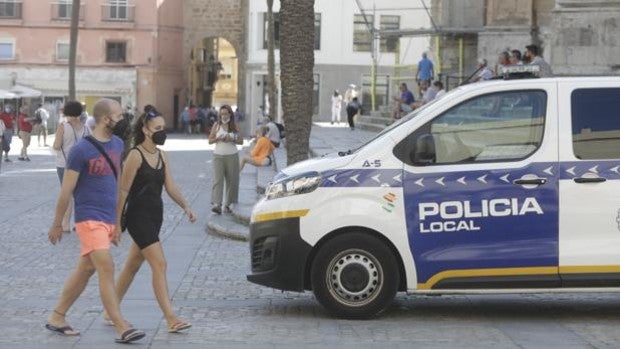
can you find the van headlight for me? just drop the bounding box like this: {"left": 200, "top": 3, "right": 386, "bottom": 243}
{"left": 265, "top": 172, "right": 322, "bottom": 200}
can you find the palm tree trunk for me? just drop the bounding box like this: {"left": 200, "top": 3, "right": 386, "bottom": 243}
{"left": 266, "top": 0, "right": 278, "bottom": 121}
{"left": 68, "top": 0, "right": 81, "bottom": 100}
{"left": 280, "top": 0, "right": 314, "bottom": 165}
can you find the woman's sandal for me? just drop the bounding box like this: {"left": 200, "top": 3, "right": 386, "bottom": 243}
{"left": 45, "top": 323, "right": 80, "bottom": 336}
{"left": 168, "top": 320, "right": 192, "bottom": 333}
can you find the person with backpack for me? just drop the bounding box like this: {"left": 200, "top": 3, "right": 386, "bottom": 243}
{"left": 262, "top": 116, "right": 281, "bottom": 148}
{"left": 346, "top": 97, "right": 362, "bottom": 131}
{"left": 34, "top": 103, "right": 50, "bottom": 147}
{"left": 53, "top": 101, "right": 91, "bottom": 232}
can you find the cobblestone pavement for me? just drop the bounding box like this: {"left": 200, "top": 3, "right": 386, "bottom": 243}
{"left": 1, "top": 133, "right": 620, "bottom": 348}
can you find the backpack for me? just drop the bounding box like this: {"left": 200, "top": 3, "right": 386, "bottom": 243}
{"left": 33, "top": 109, "right": 42, "bottom": 124}
{"left": 275, "top": 122, "right": 285, "bottom": 139}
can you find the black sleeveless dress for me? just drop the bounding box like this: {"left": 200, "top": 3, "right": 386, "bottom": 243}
{"left": 125, "top": 147, "right": 165, "bottom": 249}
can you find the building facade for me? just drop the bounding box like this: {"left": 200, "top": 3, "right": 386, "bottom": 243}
{"left": 245, "top": 0, "right": 432, "bottom": 125}
{"left": 0, "top": 0, "right": 185, "bottom": 128}
{"left": 432, "top": 0, "right": 620, "bottom": 86}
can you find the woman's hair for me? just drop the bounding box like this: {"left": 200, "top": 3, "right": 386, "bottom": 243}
{"left": 219, "top": 104, "right": 238, "bottom": 133}
{"left": 132, "top": 105, "right": 161, "bottom": 145}
{"left": 63, "top": 100, "right": 83, "bottom": 117}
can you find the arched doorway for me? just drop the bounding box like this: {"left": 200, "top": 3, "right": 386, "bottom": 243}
{"left": 188, "top": 37, "right": 238, "bottom": 109}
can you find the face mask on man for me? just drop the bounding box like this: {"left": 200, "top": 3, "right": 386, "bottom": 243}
{"left": 110, "top": 117, "right": 129, "bottom": 138}
{"left": 151, "top": 129, "right": 167, "bottom": 145}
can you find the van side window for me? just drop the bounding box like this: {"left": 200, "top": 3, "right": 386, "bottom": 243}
{"left": 394, "top": 90, "right": 547, "bottom": 166}
{"left": 571, "top": 88, "right": 620, "bottom": 160}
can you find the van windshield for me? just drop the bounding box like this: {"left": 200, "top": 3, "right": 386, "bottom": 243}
{"left": 348, "top": 96, "right": 441, "bottom": 155}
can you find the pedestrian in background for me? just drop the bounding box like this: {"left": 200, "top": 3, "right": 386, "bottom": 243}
{"left": 262, "top": 116, "right": 281, "bottom": 148}
{"left": 495, "top": 51, "right": 511, "bottom": 75}
{"left": 525, "top": 44, "right": 553, "bottom": 77}
{"left": 416, "top": 52, "right": 435, "bottom": 87}
{"left": 34, "top": 103, "right": 50, "bottom": 147}
{"left": 472, "top": 58, "right": 493, "bottom": 82}
{"left": 46, "top": 98, "right": 145, "bottom": 344}
{"left": 106, "top": 105, "right": 196, "bottom": 334}
{"left": 181, "top": 106, "right": 190, "bottom": 135}
{"left": 53, "top": 101, "right": 91, "bottom": 233}
{"left": 209, "top": 104, "right": 243, "bottom": 215}
{"left": 346, "top": 97, "right": 361, "bottom": 131}
{"left": 17, "top": 105, "right": 33, "bottom": 161}
{"left": 239, "top": 126, "right": 274, "bottom": 171}
{"left": 510, "top": 49, "right": 523, "bottom": 65}
{"left": 0, "top": 104, "right": 15, "bottom": 162}
{"left": 331, "top": 90, "right": 343, "bottom": 125}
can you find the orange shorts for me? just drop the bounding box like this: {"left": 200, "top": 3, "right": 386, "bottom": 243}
{"left": 75, "top": 221, "right": 115, "bottom": 257}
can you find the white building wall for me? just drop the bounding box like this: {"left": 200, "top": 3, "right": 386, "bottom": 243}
{"left": 247, "top": 0, "right": 432, "bottom": 67}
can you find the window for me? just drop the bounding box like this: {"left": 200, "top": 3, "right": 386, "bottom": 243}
{"left": 312, "top": 74, "right": 320, "bottom": 116}
{"left": 0, "top": 0, "right": 20, "bottom": 19}
{"left": 571, "top": 88, "right": 620, "bottom": 160}
{"left": 104, "top": 0, "right": 133, "bottom": 21}
{"left": 380, "top": 16, "right": 399, "bottom": 53}
{"left": 262, "top": 12, "right": 321, "bottom": 50}
{"left": 353, "top": 14, "right": 373, "bottom": 52}
{"left": 314, "top": 13, "right": 321, "bottom": 50}
{"left": 0, "top": 40, "right": 14, "bottom": 60}
{"left": 361, "top": 75, "right": 390, "bottom": 113}
{"left": 396, "top": 90, "right": 547, "bottom": 166}
{"left": 57, "top": 0, "right": 71, "bottom": 19}
{"left": 56, "top": 42, "right": 69, "bottom": 61}
{"left": 106, "top": 41, "right": 126, "bottom": 63}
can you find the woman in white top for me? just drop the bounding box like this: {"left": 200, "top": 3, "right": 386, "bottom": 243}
{"left": 208, "top": 105, "right": 243, "bottom": 214}
{"left": 52, "top": 101, "right": 90, "bottom": 232}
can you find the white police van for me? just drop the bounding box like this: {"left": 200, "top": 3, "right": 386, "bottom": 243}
{"left": 247, "top": 68, "right": 620, "bottom": 318}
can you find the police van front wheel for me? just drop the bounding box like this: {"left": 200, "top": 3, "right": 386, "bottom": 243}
{"left": 310, "top": 233, "right": 399, "bottom": 319}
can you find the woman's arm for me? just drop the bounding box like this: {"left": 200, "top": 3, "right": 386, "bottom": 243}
{"left": 208, "top": 123, "right": 219, "bottom": 144}
{"left": 162, "top": 151, "right": 196, "bottom": 222}
{"left": 115, "top": 149, "right": 141, "bottom": 229}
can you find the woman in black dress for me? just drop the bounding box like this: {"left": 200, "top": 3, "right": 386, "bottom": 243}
{"left": 109, "top": 106, "right": 196, "bottom": 333}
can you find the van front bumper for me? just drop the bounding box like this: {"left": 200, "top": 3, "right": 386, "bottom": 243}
{"left": 246, "top": 217, "right": 312, "bottom": 292}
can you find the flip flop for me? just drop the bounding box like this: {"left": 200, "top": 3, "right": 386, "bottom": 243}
{"left": 103, "top": 317, "right": 133, "bottom": 327}
{"left": 115, "top": 328, "right": 145, "bottom": 343}
{"left": 168, "top": 321, "right": 192, "bottom": 333}
{"left": 45, "top": 323, "right": 80, "bottom": 336}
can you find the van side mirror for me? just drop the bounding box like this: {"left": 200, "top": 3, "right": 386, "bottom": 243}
{"left": 410, "top": 133, "right": 436, "bottom": 166}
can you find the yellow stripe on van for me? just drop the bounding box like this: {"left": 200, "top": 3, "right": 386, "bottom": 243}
{"left": 559, "top": 265, "right": 620, "bottom": 274}
{"left": 417, "top": 267, "right": 558, "bottom": 290}
{"left": 253, "top": 209, "right": 310, "bottom": 223}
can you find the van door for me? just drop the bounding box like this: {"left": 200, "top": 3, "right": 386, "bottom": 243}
{"left": 558, "top": 84, "right": 620, "bottom": 286}
{"left": 393, "top": 86, "right": 560, "bottom": 290}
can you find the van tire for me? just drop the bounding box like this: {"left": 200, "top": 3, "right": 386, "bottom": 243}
{"left": 310, "top": 232, "right": 399, "bottom": 319}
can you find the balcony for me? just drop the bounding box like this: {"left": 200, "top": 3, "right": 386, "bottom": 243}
{"left": 51, "top": 2, "right": 84, "bottom": 21}
{"left": 0, "top": 1, "right": 22, "bottom": 19}
{"left": 101, "top": 4, "right": 134, "bottom": 22}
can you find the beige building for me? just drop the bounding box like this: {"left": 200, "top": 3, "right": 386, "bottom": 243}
{"left": 0, "top": 0, "right": 248, "bottom": 131}
{"left": 431, "top": 0, "right": 620, "bottom": 87}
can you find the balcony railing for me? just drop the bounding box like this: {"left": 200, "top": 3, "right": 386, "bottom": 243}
{"left": 51, "top": 2, "right": 84, "bottom": 21}
{"left": 101, "top": 4, "right": 134, "bottom": 22}
{"left": 0, "top": 1, "right": 22, "bottom": 19}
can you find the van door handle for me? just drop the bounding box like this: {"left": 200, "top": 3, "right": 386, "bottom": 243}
{"left": 574, "top": 177, "right": 607, "bottom": 183}
{"left": 513, "top": 178, "right": 547, "bottom": 185}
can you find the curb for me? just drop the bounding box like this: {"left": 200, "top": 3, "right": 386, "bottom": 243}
{"left": 206, "top": 214, "right": 249, "bottom": 241}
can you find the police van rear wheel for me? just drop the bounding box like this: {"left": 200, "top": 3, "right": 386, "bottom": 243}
{"left": 311, "top": 233, "right": 399, "bottom": 319}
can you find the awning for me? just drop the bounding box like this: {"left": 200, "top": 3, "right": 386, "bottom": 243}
{"left": 0, "top": 89, "right": 17, "bottom": 99}
{"left": 10, "top": 84, "right": 42, "bottom": 98}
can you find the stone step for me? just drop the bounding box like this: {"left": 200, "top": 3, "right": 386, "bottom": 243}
{"left": 206, "top": 212, "right": 249, "bottom": 241}
{"left": 231, "top": 202, "right": 253, "bottom": 226}
{"left": 358, "top": 114, "right": 391, "bottom": 125}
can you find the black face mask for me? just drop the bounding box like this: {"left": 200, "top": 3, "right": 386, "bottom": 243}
{"left": 151, "top": 130, "right": 167, "bottom": 145}
{"left": 112, "top": 118, "right": 129, "bottom": 138}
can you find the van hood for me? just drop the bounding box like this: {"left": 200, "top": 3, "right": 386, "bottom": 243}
{"left": 276, "top": 152, "right": 356, "bottom": 180}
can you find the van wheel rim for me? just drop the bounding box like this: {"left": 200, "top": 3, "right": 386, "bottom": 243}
{"left": 326, "top": 249, "right": 383, "bottom": 307}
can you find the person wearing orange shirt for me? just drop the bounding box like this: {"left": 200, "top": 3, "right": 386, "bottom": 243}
{"left": 239, "top": 126, "right": 274, "bottom": 171}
